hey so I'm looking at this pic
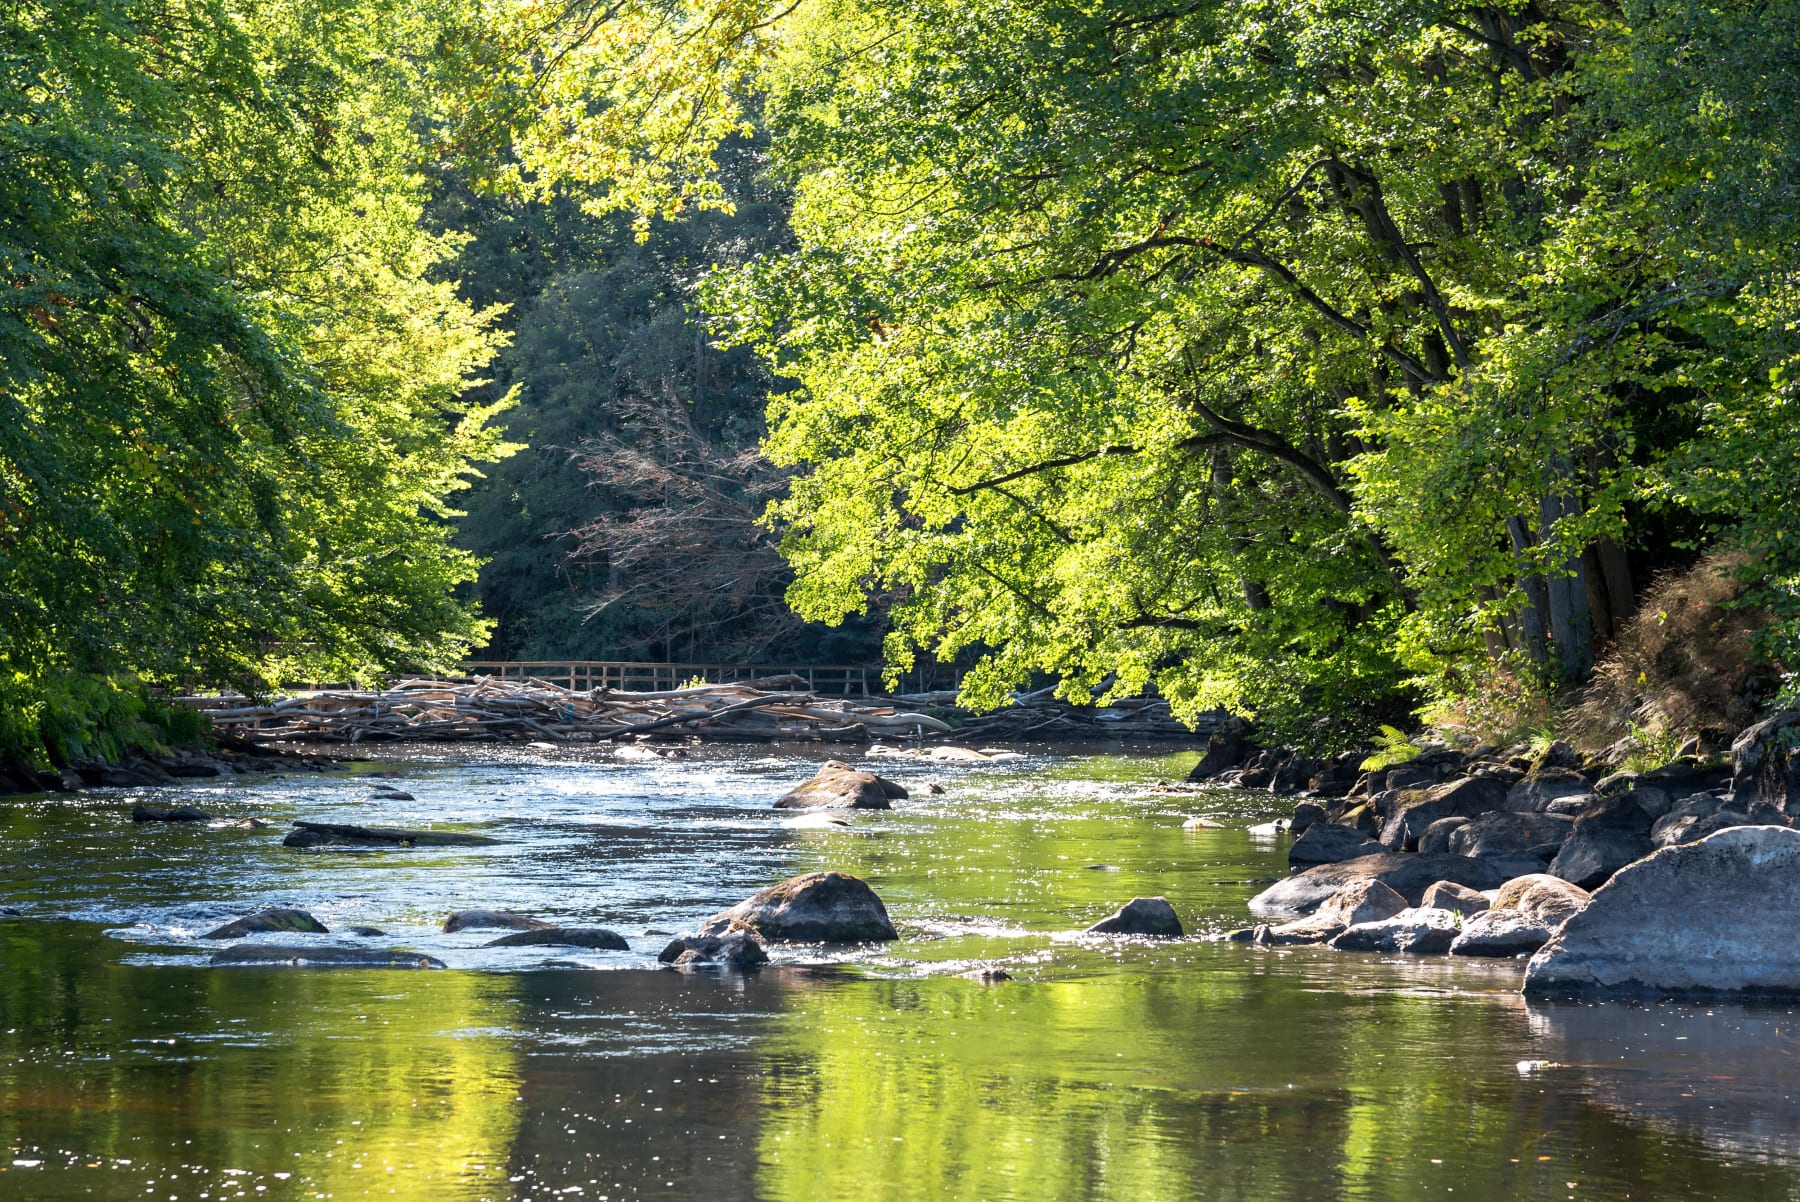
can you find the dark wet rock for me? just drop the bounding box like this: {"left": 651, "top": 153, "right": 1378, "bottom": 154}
{"left": 1417, "top": 816, "right": 1469, "bottom": 855}
{"left": 1288, "top": 823, "right": 1385, "bottom": 865}
{"left": 1328, "top": 907, "right": 1460, "bottom": 954}
{"left": 1419, "top": 881, "right": 1490, "bottom": 914}
{"left": 657, "top": 933, "right": 769, "bottom": 969}
{"left": 1187, "top": 715, "right": 1253, "bottom": 781}
{"left": 1269, "top": 751, "right": 1319, "bottom": 794}
{"left": 1085, "top": 896, "right": 1183, "bottom": 938}
{"left": 699, "top": 871, "right": 898, "bottom": 943}
{"left": 1380, "top": 763, "right": 1437, "bottom": 792}
{"left": 442, "top": 909, "right": 554, "bottom": 933}
{"left": 1632, "top": 761, "right": 1731, "bottom": 817}
{"left": 347, "top": 926, "right": 387, "bottom": 937}
{"left": 1505, "top": 768, "right": 1593, "bottom": 813}
{"left": 1289, "top": 801, "right": 1326, "bottom": 836}
{"left": 132, "top": 805, "right": 211, "bottom": 823}
{"left": 1491, "top": 874, "right": 1590, "bottom": 927}
{"left": 1549, "top": 797, "right": 1655, "bottom": 889}
{"left": 1380, "top": 777, "right": 1506, "bottom": 851}
{"left": 1731, "top": 712, "right": 1800, "bottom": 811}
{"left": 0, "top": 906, "right": 22, "bottom": 917}
{"left": 202, "top": 908, "right": 329, "bottom": 939}
{"left": 483, "top": 927, "right": 630, "bottom": 950}
{"left": 1306, "top": 754, "right": 1363, "bottom": 798}
{"left": 774, "top": 760, "right": 904, "bottom": 810}
{"left": 1448, "top": 811, "right": 1574, "bottom": 858}
{"left": 209, "top": 945, "right": 445, "bottom": 969}
{"left": 282, "top": 820, "right": 500, "bottom": 848}
{"left": 368, "top": 789, "right": 416, "bottom": 801}
{"left": 1249, "top": 853, "right": 1510, "bottom": 916}
{"left": 1525, "top": 826, "right": 1800, "bottom": 996}
{"left": 964, "top": 967, "right": 1012, "bottom": 982}
{"left": 220, "top": 817, "right": 272, "bottom": 830}
{"left": 1449, "top": 910, "right": 1555, "bottom": 958}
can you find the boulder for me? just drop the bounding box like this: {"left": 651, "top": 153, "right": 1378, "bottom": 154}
{"left": 1327, "top": 907, "right": 1461, "bottom": 954}
{"left": 1307, "top": 754, "right": 1363, "bottom": 797}
{"left": 1381, "top": 764, "right": 1437, "bottom": 792}
{"left": 202, "top": 908, "right": 329, "bottom": 939}
{"left": 1248, "top": 853, "right": 1510, "bottom": 916}
{"left": 1525, "top": 826, "right": 1800, "bottom": 996}
{"left": 1187, "top": 715, "right": 1253, "bottom": 781}
{"left": 209, "top": 945, "right": 445, "bottom": 969}
{"left": 1731, "top": 712, "right": 1800, "bottom": 811}
{"left": 1543, "top": 793, "right": 1599, "bottom": 816}
{"left": 1417, "top": 816, "right": 1469, "bottom": 854}
{"left": 1231, "top": 879, "right": 1408, "bottom": 946}
{"left": 483, "top": 927, "right": 630, "bottom": 950}
{"left": 657, "top": 933, "right": 769, "bottom": 969}
{"left": 443, "top": 910, "right": 554, "bottom": 933}
{"left": 1085, "top": 896, "right": 1183, "bottom": 937}
{"left": 774, "top": 761, "right": 904, "bottom": 810}
{"left": 1380, "top": 777, "right": 1506, "bottom": 851}
{"left": 1448, "top": 811, "right": 1573, "bottom": 859}
{"left": 1449, "top": 911, "right": 1555, "bottom": 958}
{"left": 132, "top": 805, "right": 211, "bottom": 823}
{"left": 1288, "top": 823, "right": 1385, "bottom": 865}
{"left": 1549, "top": 796, "right": 1655, "bottom": 889}
{"left": 1419, "top": 881, "right": 1490, "bottom": 914}
{"left": 1490, "top": 874, "right": 1590, "bottom": 927}
{"left": 1505, "top": 768, "right": 1593, "bottom": 812}
{"left": 1631, "top": 761, "right": 1732, "bottom": 818}
{"left": 698, "top": 871, "right": 898, "bottom": 942}
{"left": 1289, "top": 801, "right": 1327, "bottom": 836}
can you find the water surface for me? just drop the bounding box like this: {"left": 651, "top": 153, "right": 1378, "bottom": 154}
{"left": 2, "top": 745, "right": 1798, "bottom": 1200}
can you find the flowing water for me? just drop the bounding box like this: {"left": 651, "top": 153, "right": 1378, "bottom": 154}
{"left": 3, "top": 745, "right": 1800, "bottom": 1201}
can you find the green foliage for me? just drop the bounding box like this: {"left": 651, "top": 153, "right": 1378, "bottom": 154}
{"left": 1360, "top": 727, "right": 1424, "bottom": 774}
{"left": 1, "top": 0, "right": 517, "bottom": 764}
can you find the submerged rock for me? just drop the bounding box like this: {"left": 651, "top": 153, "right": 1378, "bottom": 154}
{"left": 443, "top": 909, "right": 554, "bottom": 933}
{"left": 282, "top": 820, "right": 500, "bottom": 848}
{"left": 699, "top": 871, "right": 898, "bottom": 942}
{"left": 1525, "top": 826, "right": 1800, "bottom": 997}
{"left": 209, "top": 945, "right": 444, "bottom": 969}
{"left": 483, "top": 927, "right": 630, "bottom": 950}
{"left": 1085, "top": 897, "right": 1183, "bottom": 938}
{"left": 774, "top": 761, "right": 905, "bottom": 810}
{"left": 132, "top": 805, "right": 211, "bottom": 823}
{"left": 1249, "top": 853, "right": 1509, "bottom": 916}
{"left": 202, "top": 908, "right": 329, "bottom": 939}
{"left": 657, "top": 933, "right": 769, "bottom": 969}
{"left": 1328, "top": 907, "right": 1460, "bottom": 954}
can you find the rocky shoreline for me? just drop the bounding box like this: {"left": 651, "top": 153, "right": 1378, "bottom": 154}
{"left": 1199, "top": 712, "right": 1800, "bottom": 996}
{"left": 0, "top": 737, "right": 336, "bottom": 797}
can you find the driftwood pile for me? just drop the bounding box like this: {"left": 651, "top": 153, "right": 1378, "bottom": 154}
{"left": 181, "top": 677, "right": 1208, "bottom": 745}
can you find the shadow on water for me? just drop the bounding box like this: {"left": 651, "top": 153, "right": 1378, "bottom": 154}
{"left": 2, "top": 745, "right": 1800, "bottom": 1199}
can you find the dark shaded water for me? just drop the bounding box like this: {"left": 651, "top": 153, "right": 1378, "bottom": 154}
{"left": 3, "top": 745, "right": 1800, "bottom": 1200}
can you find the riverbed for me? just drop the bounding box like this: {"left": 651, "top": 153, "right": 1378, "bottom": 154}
{"left": 3, "top": 745, "right": 1799, "bottom": 1201}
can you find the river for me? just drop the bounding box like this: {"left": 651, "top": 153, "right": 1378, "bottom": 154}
{"left": 2, "top": 745, "right": 1799, "bottom": 1201}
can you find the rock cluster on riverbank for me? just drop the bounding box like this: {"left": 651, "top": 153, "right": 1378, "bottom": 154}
{"left": 1207, "top": 710, "right": 1800, "bottom": 995}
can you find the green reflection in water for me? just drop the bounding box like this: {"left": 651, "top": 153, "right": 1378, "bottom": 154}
{"left": 0, "top": 923, "right": 521, "bottom": 1200}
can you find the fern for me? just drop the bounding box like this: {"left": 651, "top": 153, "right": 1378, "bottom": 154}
{"left": 1359, "top": 725, "right": 1423, "bottom": 772}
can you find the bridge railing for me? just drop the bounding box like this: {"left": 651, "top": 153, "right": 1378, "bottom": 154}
{"left": 454, "top": 661, "right": 963, "bottom": 698}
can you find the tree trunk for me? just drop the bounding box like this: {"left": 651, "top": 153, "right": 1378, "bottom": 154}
{"left": 1539, "top": 490, "right": 1594, "bottom": 680}
{"left": 1506, "top": 516, "right": 1550, "bottom": 665}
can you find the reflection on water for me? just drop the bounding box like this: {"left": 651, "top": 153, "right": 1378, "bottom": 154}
{"left": 1, "top": 745, "right": 1799, "bottom": 1200}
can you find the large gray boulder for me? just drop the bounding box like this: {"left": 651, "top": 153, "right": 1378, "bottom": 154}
{"left": 1419, "top": 880, "right": 1490, "bottom": 914}
{"left": 1380, "top": 777, "right": 1506, "bottom": 851}
{"left": 775, "top": 761, "right": 906, "bottom": 810}
{"left": 443, "top": 909, "right": 553, "bottom": 933}
{"left": 1288, "top": 822, "right": 1385, "bottom": 865}
{"left": 1525, "top": 826, "right": 1800, "bottom": 996}
{"left": 1249, "top": 853, "right": 1509, "bottom": 916}
{"left": 1085, "top": 897, "right": 1183, "bottom": 937}
{"left": 699, "top": 871, "right": 898, "bottom": 942}
{"left": 1448, "top": 811, "right": 1573, "bottom": 859}
{"left": 1328, "top": 907, "right": 1460, "bottom": 954}
{"left": 1416, "top": 816, "right": 1469, "bottom": 855}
